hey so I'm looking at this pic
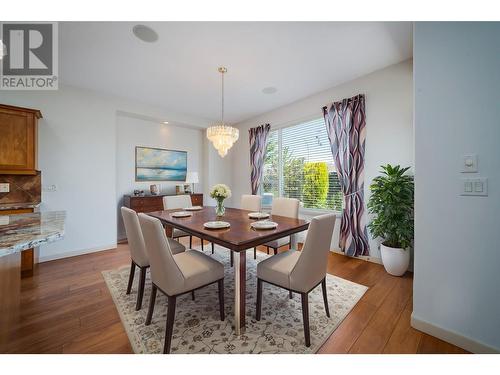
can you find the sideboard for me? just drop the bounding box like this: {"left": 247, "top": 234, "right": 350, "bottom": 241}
{"left": 123, "top": 193, "right": 203, "bottom": 213}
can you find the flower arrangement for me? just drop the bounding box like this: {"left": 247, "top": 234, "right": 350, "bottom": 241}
{"left": 210, "top": 184, "right": 231, "bottom": 216}
{"left": 210, "top": 184, "right": 232, "bottom": 200}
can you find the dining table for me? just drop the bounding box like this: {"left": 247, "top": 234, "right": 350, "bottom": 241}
{"left": 147, "top": 206, "right": 309, "bottom": 335}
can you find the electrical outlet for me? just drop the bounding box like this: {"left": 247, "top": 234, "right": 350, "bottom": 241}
{"left": 0, "top": 183, "right": 10, "bottom": 193}
{"left": 43, "top": 184, "right": 57, "bottom": 192}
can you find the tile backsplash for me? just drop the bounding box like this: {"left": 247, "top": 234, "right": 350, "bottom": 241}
{"left": 0, "top": 171, "right": 41, "bottom": 204}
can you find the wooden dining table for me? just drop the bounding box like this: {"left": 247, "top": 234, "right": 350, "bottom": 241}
{"left": 147, "top": 206, "right": 309, "bottom": 335}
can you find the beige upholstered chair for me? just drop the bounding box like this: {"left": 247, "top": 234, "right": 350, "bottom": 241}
{"left": 138, "top": 213, "right": 225, "bottom": 354}
{"left": 163, "top": 195, "right": 214, "bottom": 253}
{"left": 121, "top": 207, "right": 185, "bottom": 310}
{"left": 256, "top": 213, "right": 336, "bottom": 347}
{"left": 241, "top": 194, "right": 262, "bottom": 259}
{"left": 264, "top": 197, "right": 300, "bottom": 255}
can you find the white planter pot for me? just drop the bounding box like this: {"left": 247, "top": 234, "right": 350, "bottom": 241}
{"left": 380, "top": 243, "right": 410, "bottom": 276}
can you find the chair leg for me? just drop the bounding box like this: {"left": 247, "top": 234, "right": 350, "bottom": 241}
{"left": 230, "top": 251, "right": 234, "bottom": 267}
{"left": 218, "top": 279, "right": 225, "bottom": 321}
{"left": 266, "top": 247, "right": 270, "bottom": 255}
{"left": 254, "top": 247, "right": 257, "bottom": 259}
{"left": 274, "top": 247, "right": 277, "bottom": 255}
{"left": 321, "top": 278, "right": 330, "bottom": 318}
{"left": 256, "top": 279, "right": 263, "bottom": 321}
{"left": 126, "top": 261, "right": 136, "bottom": 295}
{"left": 136, "top": 267, "right": 147, "bottom": 311}
{"left": 211, "top": 242, "right": 215, "bottom": 254}
{"left": 301, "top": 293, "right": 311, "bottom": 347}
{"left": 289, "top": 242, "right": 292, "bottom": 250}
{"left": 145, "top": 284, "right": 157, "bottom": 325}
{"left": 289, "top": 290, "right": 293, "bottom": 299}
{"left": 164, "top": 296, "right": 177, "bottom": 354}
{"left": 189, "top": 236, "right": 192, "bottom": 248}
{"left": 201, "top": 239, "right": 204, "bottom": 251}
{"left": 191, "top": 290, "right": 195, "bottom": 301}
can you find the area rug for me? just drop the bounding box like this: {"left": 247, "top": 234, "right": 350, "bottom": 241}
{"left": 102, "top": 245, "right": 367, "bottom": 354}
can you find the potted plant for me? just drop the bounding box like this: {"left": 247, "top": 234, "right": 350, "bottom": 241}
{"left": 367, "top": 164, "right": 414, "bottom": 276}
{"left": 210, "top": 183, "right": 232, "bottom": 217}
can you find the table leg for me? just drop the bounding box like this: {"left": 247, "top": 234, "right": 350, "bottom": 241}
{"left": 234, "top": 250, "right": 246, "bottom": 335}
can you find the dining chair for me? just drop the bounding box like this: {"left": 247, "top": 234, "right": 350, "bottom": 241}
{"left": 138, "top": 213, "right": 225, "bottom": 354}
{"left": 264, "top": 197, "right": 300, "bottom": 255}
{"left": 163, "top": 195, "right": 214, "bottom": 253}
{"left": 255, "top": 213, "right": 336, "bottom": 347}
{"left": 241, "top": 194, "right": 262, "bottom": 260}
{"left": 121, "top": 207, "right": 186, "bottom": 310}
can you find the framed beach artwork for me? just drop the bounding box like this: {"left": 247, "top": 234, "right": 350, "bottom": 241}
{"left": 135, "top": 146, "right": 188, "bottom": 182}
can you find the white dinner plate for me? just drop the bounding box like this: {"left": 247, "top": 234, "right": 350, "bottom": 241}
{"left": 251, "top": 221, "right": 278, "bottom": 230}
{"left": 170, "top": 211, "right": 192, "bottom": 218}
{"left": 184, "top": 206, "right": 203, "bottom": 211}
{"left": 248, "top": 212, "right": 270, "bottom": 219}
{"left": 203, "top": 221, "right": 231, "bottom": 229}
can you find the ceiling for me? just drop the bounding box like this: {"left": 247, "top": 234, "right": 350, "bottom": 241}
{"left": 59, "top": 22, "right": 412, "bottom": 125}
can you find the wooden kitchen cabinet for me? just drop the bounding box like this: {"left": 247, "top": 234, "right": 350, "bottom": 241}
{"left": 0, "top": 104, "right": 42, "bottom": 175}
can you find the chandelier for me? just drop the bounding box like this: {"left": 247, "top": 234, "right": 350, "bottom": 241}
{"left": 207, "top": 67, "right": 239, "bottom": 157}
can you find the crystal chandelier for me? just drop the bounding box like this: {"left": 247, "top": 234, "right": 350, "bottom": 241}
{"left": 207, "top": 67, "right": 239, "bottom": 157}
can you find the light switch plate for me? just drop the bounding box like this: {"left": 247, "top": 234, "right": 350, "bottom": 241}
{"left": 462, "top": 154, "right": 478, "bottom": 173}
{"left": 461, "top": 177, "right": 488, "bottom": 196}
{"left": 0, "top": 183, "right": 10, "bottom": 193}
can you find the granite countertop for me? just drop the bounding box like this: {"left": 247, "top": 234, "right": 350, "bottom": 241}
{"left": 0, "top": 211, "right": 65, "bottom": 258}
{"left": 0, "top": 202, "right": 41, "bottom": 210}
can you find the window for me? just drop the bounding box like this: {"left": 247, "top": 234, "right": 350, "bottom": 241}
{"left": 261, "top": 118, "right": 343, "bottom": 211}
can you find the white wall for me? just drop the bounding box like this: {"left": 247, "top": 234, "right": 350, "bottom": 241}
{"left": 116, "top": 114, "right": 204, "bottom": 239}
{"left": 412, "top": 22, "right": 500, "bottom": 353}
{"left": 0, "top": 85, "right": 210, "bottom": 261}
{"left": 230, "top": 60, "right": 414, "bottom": 260}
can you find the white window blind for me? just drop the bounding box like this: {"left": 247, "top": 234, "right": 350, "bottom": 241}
{"left": 262, "top": 118, "right": 343, "bottom": 211}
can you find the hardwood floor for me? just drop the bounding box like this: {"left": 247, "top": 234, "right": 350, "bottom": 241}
{"left": 5, "top": 239, "right": 468, "bottom": 354}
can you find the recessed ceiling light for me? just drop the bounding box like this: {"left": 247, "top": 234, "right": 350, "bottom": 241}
{"left": 132, "top": 25, "right": 158, "bottom": 43}
{"left": 262, "top": 87, "right": 278, "bottom": 94}
{"left": 162, "top": 121, "right": 169, "bottom": 124}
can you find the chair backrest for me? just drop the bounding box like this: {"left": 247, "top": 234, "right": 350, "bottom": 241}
{"left": 271, "top": 197, "right": 300, "bottom": 218}
{"left": 241, "top": 194, "right": 261, "bottom": 212}
{"left": 290, "top": 214, "right": 336, "bottom": 292}
{"left": 163, "top": 194, "right": 192, "bottom": 210}
{"left": 138, "top": 213, "right": 184, "bottom": 295}
{"left": 121, "top": 207, "right": 149, "bottom": 267}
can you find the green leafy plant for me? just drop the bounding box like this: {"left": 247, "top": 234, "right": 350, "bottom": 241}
{"left": 303, "top": 162, "right": 329, "bottom": 208}
{"left": 367, "top": 164, "right": 414, "bottom": 249}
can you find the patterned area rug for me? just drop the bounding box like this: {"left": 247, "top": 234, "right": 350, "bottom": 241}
{"left": 102, "top": 246, "right": 367, "bottom": 354}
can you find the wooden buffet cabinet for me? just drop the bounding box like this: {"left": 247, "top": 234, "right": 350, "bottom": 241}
{"left": 123, "top": 193, "right": 203, "bottom": 213}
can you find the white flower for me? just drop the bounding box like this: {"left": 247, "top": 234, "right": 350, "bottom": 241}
{"left": 210, "top": 184, "right": 231, "bottom": 200}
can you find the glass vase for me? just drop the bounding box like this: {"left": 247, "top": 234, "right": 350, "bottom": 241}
{"left": 215, "top": 198, "right": 225, "bottom": 217}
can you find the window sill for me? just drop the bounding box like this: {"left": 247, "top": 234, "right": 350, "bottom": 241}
{"left": 262, "top": 205, "right": 342, "bottom": 217}
{"left": 299, "top": 207, "right": 342, "bottom": 217}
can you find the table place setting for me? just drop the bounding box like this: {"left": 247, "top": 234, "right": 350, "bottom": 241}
{"left": 203, "top": 221, "right": 231, "bottom": 229}
{"left": 184, "top": 206, "right": 203, "bottom": 211}
{"left": 250, "top": 220, "right": 278, "bottom": 230}
{"left": 170, "top": 211, "right": 192, "bottom": 218}
{"left": 247, "top": 211, "right": 270, "bottom": 219}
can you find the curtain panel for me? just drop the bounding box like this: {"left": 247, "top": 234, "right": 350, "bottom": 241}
{"left": 323, "top": 94, "right": 369, "bottom": 257}
{"left": 249, "top": 124, "right": 271, "bottom": 195}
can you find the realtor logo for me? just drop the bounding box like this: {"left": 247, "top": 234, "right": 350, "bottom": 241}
{"left": 0, "top": 22, "right": 58, "bottom": 90}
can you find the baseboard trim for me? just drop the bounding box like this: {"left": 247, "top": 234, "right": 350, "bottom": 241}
{"left": 411, "top": 313, "right": 499, "bottom": 354}
{"left": 330, "top": 248, "right": 383, "bottom": 265}
{"left": 39, "top": 243, "right": 117, "bottom": 263}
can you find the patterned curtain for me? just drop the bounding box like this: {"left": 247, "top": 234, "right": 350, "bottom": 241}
{"left": 323, "top": 94, "right": 369, "bottom": 257}
{"left": 249, "top": 124, "right": 271, "bottom": 195}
